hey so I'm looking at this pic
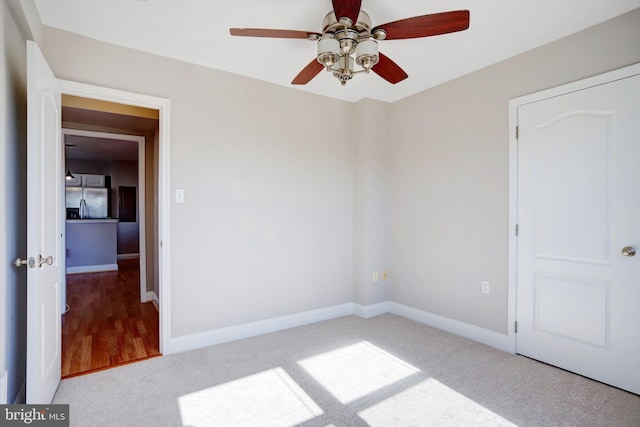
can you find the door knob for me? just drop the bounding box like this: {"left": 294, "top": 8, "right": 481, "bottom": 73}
{"left": 622, "top": 246, "right": 636, "bottom": 257}
{"left": 37, "top": 255, "right": 54, "bottom": 267}
{"left": 14, "top": 257, "right": 35, "bottom": 268}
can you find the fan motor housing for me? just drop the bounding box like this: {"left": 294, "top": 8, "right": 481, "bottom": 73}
{"left": 321, "top": 10, "right": 373, "bottom": 37}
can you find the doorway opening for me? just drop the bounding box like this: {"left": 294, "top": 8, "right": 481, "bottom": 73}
{"left": 60, "top": 95, "right": 161, "bottom": 377}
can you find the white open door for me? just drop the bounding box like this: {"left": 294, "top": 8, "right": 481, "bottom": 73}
{"left": 26, "top": 40, "right": 63, "bottom": 403}
{"left": 516, "top": 70, "right": 640, "bottom": 394}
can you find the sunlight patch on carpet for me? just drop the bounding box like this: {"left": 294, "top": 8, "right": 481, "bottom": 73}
{"left": 358, "top": 378, "right": 516, "bottom": 426}
{"left": 177, "top": 367, "right": 323, "bottom": 427}
{"left": 298, "top": 341, "right": 420, "bottom": 404}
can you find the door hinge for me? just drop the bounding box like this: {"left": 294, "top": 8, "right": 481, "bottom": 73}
{"left": 515, "top": 126, "right": 519, "bottom": 139}
{"left": 514, "top": 321, "right": 518, "bottom": 333}
{"left": 515, "top": 224, "right": 519, "bottom": 236}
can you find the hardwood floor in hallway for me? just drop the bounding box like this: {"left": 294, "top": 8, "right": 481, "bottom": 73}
{"left": 62, "top": 259, "right": 160, "bottom": 378}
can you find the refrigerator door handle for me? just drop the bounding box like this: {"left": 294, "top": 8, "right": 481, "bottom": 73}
{"left": 79, "top": 198, "right": 87, "bottom": 219}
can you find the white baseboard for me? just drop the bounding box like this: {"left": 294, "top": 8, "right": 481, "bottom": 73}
{"left": 147, "top": 291, "right": 159, "bottom": 311}
{"left": 166, "top": 303, "right": 354, "bottom": 355}
{"left": 67, "top": 264, "right": 118, "bottom": 274}
{"left": 164, "top": 300, "right": 509, "bottom": 356}
{"left": 353, "top": 301, "right": 390, "bottom": 319}
{"left": 389, "top": 302, "right": 510, "bottom": 352}
{"left": 117, "top": 253, "right": 140, "bottom": 260}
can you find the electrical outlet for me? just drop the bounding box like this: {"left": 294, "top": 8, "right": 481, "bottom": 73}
{"left": 481, "top": 281, "right": 490, "bottom": 295}
{"left": 382, "top": 271, "right": 388, "bottom": 280}
{"left": 372, "top": 271, "right": 379, "bottom": 283}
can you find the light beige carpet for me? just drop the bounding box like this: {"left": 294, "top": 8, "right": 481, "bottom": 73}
{"left": 52, "top": 314, "right": 640, "bottom": 426}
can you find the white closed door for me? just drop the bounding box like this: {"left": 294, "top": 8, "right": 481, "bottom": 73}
{"left": 26, "top": 40, "right": 63, "bottom": 403}
{"left": 516, "top": 71, "right": 640, "bottom": 394}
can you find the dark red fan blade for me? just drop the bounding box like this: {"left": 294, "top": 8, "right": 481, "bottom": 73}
{"left": 374, "top": 10, "right": 470, "bottom": 40}
{"left": 230, "top": 28, "right": 320, "bottom": 39}
{"left": 332, "top": 0, "right": 362, "bottom": 24}
{"left": 372, "top": 53, "right": 408, "bottom": 84}
{"left": 292, "top": 59, "right": 324, "bottom": 85}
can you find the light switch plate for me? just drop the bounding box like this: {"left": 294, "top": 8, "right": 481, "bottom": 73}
{"left": 481, "top": 281, "right": 490, "bottom": 294}
{"left": 175, "top": 189, "right": 185, "bottom": 203}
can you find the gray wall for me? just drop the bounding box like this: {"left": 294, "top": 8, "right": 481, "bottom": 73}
{"left": 389, "top": 8, "right": 640, "bottom": 334}
{"left": 353, "top": 98, "right": 391, "bottom": 306}
{"left": 41, "top": 26, "right": 355, "bottom": 338}
{"left": 0, "top": 0, "right": 28, "bottom": 404}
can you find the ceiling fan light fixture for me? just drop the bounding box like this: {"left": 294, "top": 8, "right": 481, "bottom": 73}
{"left": 317, "top": 37, "right": 340, "bottom": 69}
{"left": 334, "top": 55, "right": 355, "bottom": 85}
{"left": 339, "top": 35, "right": 357, "bottom": 55}
{"left": 355, "top": 39, "right": 379, "bottom": 72}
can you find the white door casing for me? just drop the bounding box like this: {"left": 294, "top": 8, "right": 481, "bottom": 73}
{"left": 26, "top": 41, "right": 63, "bottom": 403}
{"left": 58, "top": 80, "right": 171, "bottom": 355}
{"left": 515, "top": 69, "right": 640, "bottom": 394}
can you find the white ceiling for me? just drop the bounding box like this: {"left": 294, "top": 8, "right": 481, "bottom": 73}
{"left": 34, "top": 0, "right": 640, "bottom": 103}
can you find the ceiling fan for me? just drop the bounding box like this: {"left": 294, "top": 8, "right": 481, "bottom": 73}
{"left": 230, "top": 1, "right": 470, "bottom": 86}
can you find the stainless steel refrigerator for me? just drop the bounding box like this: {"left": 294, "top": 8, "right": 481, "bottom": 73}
{"left": 65, "top": 187, "right": 109, "bottom": 219}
